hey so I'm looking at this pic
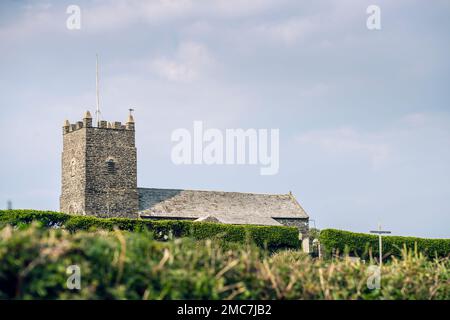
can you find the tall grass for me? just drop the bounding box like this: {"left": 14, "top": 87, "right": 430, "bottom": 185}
{"left": 0, "top": 224, "right": 448, "bottom": 299}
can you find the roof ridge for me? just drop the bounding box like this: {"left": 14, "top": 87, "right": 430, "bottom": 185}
{"left": 137, "top": 186, "right": 288, "bottom": 196}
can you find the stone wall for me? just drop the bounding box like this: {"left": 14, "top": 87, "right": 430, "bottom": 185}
{"left": 273, "top": 218, "right": 310, "bottom": 253}
{"left": 60, "top": 128, "right": 86, "bottom": 214}
{"left": 84, "top": 126, "right": 138, "bottom": 217}
{"left": 60, "top": 116, "right": 138, "bottom": 218}
{"left": 273, "top": 217, "right": 309, "bottom": 236}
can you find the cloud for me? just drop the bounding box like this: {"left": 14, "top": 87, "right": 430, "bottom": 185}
{"left": 22, "top": 3, "right": 53, "bottom": 11}
{"left": 0, "top": 5, "right": 58, "bottom": 42}
{"left": 83, "top": 0, "right": 194, "bottom": 31}
{"left": 0, "top": 0, "right": 287, "bottom": 37}
{"left": 296, "top": 127, "right": 390, "bottom": 168}
{"left": 149, "top": 41, "right": 215, "bottom": 82}
{"left": 401, "top": 112, "right": 428, "bottom": 127}
{"left": 83, "top": 0, "right": 282, "bottom": 32}
{"left": 295, "top": 112, "right": 450, "bottom": 171}
{"left": 206, "top": 0, "right": 281, "bottom": 18}
{"left": 1, "top": 0, "right": 450, "bottom": 237}
{"left": 255, "top": 17, "right": 320, "bottom": 45}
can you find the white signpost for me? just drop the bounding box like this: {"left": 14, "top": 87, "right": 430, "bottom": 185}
{"left": 370, "top": 224, "right": 391, "bottom": 266}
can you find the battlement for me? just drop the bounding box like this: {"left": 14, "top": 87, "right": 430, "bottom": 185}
{"left": 60, "top": 109, "right": 138, "bottom": 218}
{"left": 63, "top": 110, "right": 135, "bottom": 135}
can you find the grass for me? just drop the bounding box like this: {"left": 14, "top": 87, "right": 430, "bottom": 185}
{"left": 0, "top": 224, "right": 448, "bottom": 300}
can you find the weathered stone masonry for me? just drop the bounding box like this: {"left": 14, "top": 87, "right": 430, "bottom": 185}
{"left": 60, "top": 111, "right": 310, "bottom": 251}
{"left": 272, "top": 218, "right": 309, "bottom": 237}
{"left": 60, "top": 112, "right": 138, "bottom": 217}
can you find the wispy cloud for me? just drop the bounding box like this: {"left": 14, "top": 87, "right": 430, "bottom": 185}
{"left": 83, "top": 0, "right": 194, "bottom": 31}
{"left": 295, "top": 112, "right": 450, "bottom": 171}
{"left": 1, "top": 0, "right": 450, "bottom": 237}
{"left": 0, "top": 0, "right": 282, "bottom": 38}
{"left": 0, "top": 4, "right": 57, "bottom": 41}
{"left": 296, "top": 127, "right": 391, "bottom": 168}
{"left": 254, "top": 16, "right": 321, "bottom": 45}
{"left": 83, "top": 0, "right": 283, "bottom": 32}
{"left": 149, "top": 41, "right": 215, "bottom": 82}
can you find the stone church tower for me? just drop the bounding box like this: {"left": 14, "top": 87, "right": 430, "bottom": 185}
{"left": 60, "top": 111, "right": 138, "bottom": 218}
{"left": 59, "top": 110, "right": 310, "bottom": 251}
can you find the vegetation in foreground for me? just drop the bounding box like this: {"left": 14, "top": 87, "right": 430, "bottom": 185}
{"left": 0, "top": 210, "right": 300, "bottom": 251}
{"left": 319, "top": 229, "right": 450, "bottom": 259}
{"left": 0, "top": 224, "right": 448, "bottom": 300}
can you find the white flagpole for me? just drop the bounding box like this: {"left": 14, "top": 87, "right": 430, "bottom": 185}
{"left": 95, "top": 54, "right": 101, "bottom": 125}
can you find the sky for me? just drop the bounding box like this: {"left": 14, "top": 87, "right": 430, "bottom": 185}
{"left": 0, "top": 0, "right": 449, "bottom": 238}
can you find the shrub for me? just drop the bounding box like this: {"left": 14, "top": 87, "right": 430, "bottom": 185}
{"left": 0, "top": 210, "right": 300, "bottom": 250}
{"left": 319, "top": 228, "right": 450, "bottom": 259}
{"left": 0, "top": 225, "right": 448, "bottom": 300}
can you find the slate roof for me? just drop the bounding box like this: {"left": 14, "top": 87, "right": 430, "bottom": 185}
{"left": 138, "top": 188, "right": 308, "bottom": 226}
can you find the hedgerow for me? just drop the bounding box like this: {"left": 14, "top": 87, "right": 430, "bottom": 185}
{"left": 319, "top": 229, "right": 450, "bottom": 259}
{"left": 0, "top": 210, "right": 300, "bottom": 250}
{"left": 0, "top": 225, "right": 448, "bottom": 299}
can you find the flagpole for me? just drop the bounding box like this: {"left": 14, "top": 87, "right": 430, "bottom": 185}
{"left": 95, "top": 54, "right": 100, "bottom": 125}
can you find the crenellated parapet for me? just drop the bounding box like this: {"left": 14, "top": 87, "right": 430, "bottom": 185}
{"left": 63, "top": 110, "right": 135, "bottom": 134}
{"left": 60, "top": 109, "right": 138, "bottom": 218}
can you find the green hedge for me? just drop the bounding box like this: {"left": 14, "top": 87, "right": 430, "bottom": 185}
{"left": 319, "top": 228, "right": 450, "bottom": 259}
{"left": 1, "top": 225, "right": 449, "bottom": 299}
{"left": 0, "top": 210, "right": 300, "bottom": 250}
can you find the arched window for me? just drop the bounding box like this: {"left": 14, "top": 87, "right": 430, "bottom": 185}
{"left": 106, "top": 159, "right": 116, "bottom": 174}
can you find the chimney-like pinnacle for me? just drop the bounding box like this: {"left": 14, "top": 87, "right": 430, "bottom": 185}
{"left": 84, "top": 110, "right": 92, "bottom": 119}
{"left": 126, "top": 111, "right": 135, "bottom": 131}
{"left": 83, "top": 111, "right": 93, "bottom": 128}
{"left": 62, "top": 120, "right": 71, "bottom": 134}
